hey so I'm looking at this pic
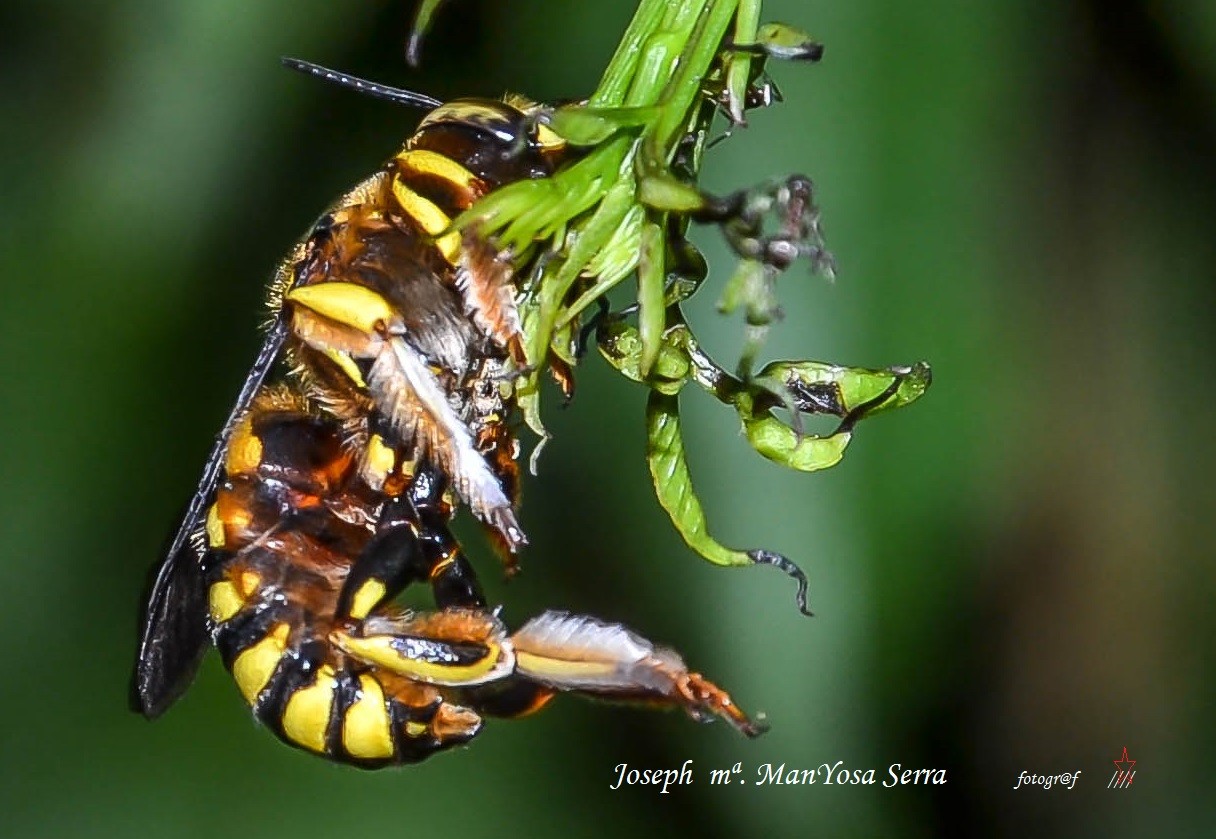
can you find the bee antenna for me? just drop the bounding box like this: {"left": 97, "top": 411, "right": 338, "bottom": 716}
{"left": 281, "top": 57, "right": 442, "bottom": 110}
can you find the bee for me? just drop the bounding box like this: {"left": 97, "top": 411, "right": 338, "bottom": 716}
{"left": 131, "top": 60, "right": 556, "bottom": 715}
{"left": 148, "top": 383, "right": 764, "bottom": 765}
{"left": 130, "top": 61, "right": 764, "bottom": 762}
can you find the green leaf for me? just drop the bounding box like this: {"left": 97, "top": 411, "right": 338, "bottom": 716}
{"left": 515, "top": 291, "right": 550, "bottom": 460}
{"left": 520, "top": 179, "right": 637, "bottom": 380}
{"left": 638, "top": 174, "right": 707, "bottom": 212}
{"left": 646, "top": 391, "right": 752, "bottom": 568}
{"left": 757, "top": 358, "right": 933, "bottom": 416}
{"left": 590, "top": 0, "right": 672, "bottom": 106}
{"left": 406, "top": 0, "right": 448, "bottom": 66}
{"left": 594, "top": 319, "right": 681, "bottom": 382}
{"left": 741, "top": 414, "right": 852, "bottom": 472}
{"left": 595, "top": 317, "right": 688, "bottom": 395}
{"left": 547, "top": 106, "right": 659, "bottom": 146}
{"left": 723, "top": 0, "right": 761, "bottom": 123}
{"left": 664, "top": 237, "right": 709, "bottom": 304}
{"left": 636, "top": 220, "right": 666, "bottom": 377}
{"left": 753, "top": 22, "right": 824, "bottom": 62}
{"left": 647, "top": 391, "right": 812, "bottom": 613}
{"left": 595, "top": 318, "right": 645, "bottom": 382}
{"left": 557, "top": 204, "right": 645, "bottom": 328}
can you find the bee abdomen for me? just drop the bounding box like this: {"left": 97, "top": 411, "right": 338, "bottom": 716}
{"left": 213, "top": 604, "right": 481, "bottom": 766}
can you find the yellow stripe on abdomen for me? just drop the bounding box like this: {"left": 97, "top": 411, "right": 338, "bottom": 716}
{"left": 205, "top": 503, "right": 226, "bottom": 549}
{"left": 225, "top": 414, "right": 262, "bottom": 476}
{"left": 232, "top": 624, "right": 290, "bottom": 705}
{"left": 208, "top": 581, "right": 243, "bottom": 624}
{"left": 342, "top": 675, "right": 395, "bottom": 760}
{"left": 282, "top": 666, "right": 338, "bottom": 754}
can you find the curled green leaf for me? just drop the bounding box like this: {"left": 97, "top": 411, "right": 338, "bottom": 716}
{"left": 752, "top": 22, "right": 824, "bottom": 62}
{"left": 647, "top": 391, "right": 750, "bottom": 569}
{"left": 596, "top": 319, "right": 688, "bottom": 395}
{"left": 647, "top": 391, "right": 811, "bottom": 613}
{"left": 757, "top": 359, "right": 933, "bottom": 417}
{"left": 742, "top": 414, "right": 852, "bottom": 472}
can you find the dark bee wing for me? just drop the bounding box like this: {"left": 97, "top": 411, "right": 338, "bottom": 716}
{"left": 129, "top": 525, "right": 209, "bottom": 719}
{"left": 129, "top": 320, "right": 288, "bottom": 718}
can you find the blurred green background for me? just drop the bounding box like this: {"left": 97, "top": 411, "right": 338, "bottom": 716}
{"left": 2, "top": 0, "right": 1212, "bottom": 836}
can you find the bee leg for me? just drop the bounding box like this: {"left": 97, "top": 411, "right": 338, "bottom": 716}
{"left": 332, "top": 610, "right": 514, "bottom": 688}
{"left": 509, "top": 611, "right": 768, "bottom": 738}
{"left": 333, "top": 497, "right": 433, "bottom": 624}
{"left": 575, "top": 296, "right": 611, "bottom": 360}
{"left": 409, "top": 460, "right": 492, "bottom": 607}
{"left": 335, "top": 464, "right": 489, "bottom": 622}
{"left": 461, "top": 679, "right": 556, "bottom": 719}
{"left": 417, "top": 522, "right": 490, "bottom": 608}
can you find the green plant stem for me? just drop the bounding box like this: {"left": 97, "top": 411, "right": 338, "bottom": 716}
{"left": 590, "top": 0, "right": 671, "bottom": 107}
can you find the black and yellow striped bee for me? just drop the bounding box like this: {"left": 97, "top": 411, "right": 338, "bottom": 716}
{"left": 191, "top": 385, "right": 760, "bottom": 765}
{"left": 130, "top": 61, "right": 764, "bottom": 765}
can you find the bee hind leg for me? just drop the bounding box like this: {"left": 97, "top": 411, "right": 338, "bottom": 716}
{"left": 332, "top": 608, "right": 514, "bottom": 688}
{"left": 509, "top": 611, "right": 768, "bottom": 737}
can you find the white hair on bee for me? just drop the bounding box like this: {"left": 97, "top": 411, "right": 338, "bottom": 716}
{"left": 361, "top": 611, "right": 417, "bottom": 635}
{"left": 367, "top": 336, "right": 524, "bottom": 549}
{"left": 361, "top": 608, "right": 509, "bottom": 640}
{"left": 512, "top": 611, "right": 688, "bottom": 694}
{"left": 512, "top": 611, "right": 647, "bottom": 661}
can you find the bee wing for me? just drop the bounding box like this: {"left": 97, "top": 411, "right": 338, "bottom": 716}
{"left": 129, "top": 530, "right": 210, "bottom": 718}
{"left": 130, "top": 319, "right": 288, "bottom": 718}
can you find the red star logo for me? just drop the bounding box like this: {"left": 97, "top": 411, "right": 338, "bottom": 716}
{"left": 1113, "top": 747, "right": 1136, "bottom": 774}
